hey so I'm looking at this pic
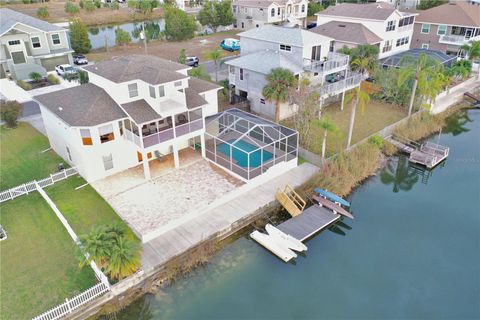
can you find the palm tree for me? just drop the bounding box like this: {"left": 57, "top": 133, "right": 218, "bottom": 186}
{"left": 448, "top": 60, "right": 472, "bottom": 80}
{"left": 461, "top": 40, "right": 480, "bottom": 79}
{"left": 380, "top": 156, "right": 419, "bottom": 193}
{"left": 77, "top": 226, "right": 113, "bottom": 268}
{"left": 204, "top": 49, "right": 223, "bottom": 83}
{"left": 313, "top": 117, "right": 338, "bottom": 159}
{"left": 399, "top": 53, "right": 442, "bottom": 117}
{"left": 107, "top": 236, "right": 142, "bottom": 280}
{"left": 262, "top": 68, "right": 296, "bottom": 122}
{"left": 345, "top": 85, "right": 370, "bottom": 148}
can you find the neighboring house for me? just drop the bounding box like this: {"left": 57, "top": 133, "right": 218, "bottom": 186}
{"left": 315, "top": 2, "right": 417, "bottom": 59}
{"left": 225, "top": 25, "right": 362, "bottom": 121}
{"left": 0, "top": 8, "right": 73, "bottom": 80}
{"left": 408, "top": 1, "right": 480, "bottom": 56}
{"left": 35, "top": 55, "right": 221, "bottom": 182}
{"left": 376, "top": 0, "right": 420, "bottom": 10}
{"left": 232, "top": 0, "right": 308, "bottom": 30}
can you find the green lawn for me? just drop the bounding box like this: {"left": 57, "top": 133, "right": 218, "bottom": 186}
{"left": 304, "top": 100, "right": 407, "bottom": 157}
{"left": 0, "top": 194, "right": 97, "bottom": 320}
{"left": 45, "top": 177, "right": 138, "bottom": 240}
{"left": 0, "top": 123, "right": 66, "bottom": 190}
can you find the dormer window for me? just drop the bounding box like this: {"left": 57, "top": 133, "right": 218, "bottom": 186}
{"left": 149, "top": 85, "right": 156, "bottom": 98}
{"left": 128, "top": 83, "right": 138, "bottom": 98}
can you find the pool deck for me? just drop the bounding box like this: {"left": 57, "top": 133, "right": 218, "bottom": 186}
{"left": 141, "top": 162, "right": 319, "bottom": 272}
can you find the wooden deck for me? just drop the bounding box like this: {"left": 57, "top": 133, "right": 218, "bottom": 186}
{"left": 276, "top": 205, "right": 340, "bottom": 242}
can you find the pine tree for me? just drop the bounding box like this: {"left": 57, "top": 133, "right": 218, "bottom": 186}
{"left": 69, "top": 19, "right": 92, "bottom": 54}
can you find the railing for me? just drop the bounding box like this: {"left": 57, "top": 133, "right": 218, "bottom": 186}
{"left": 0, "top": 168, "right": 78, "bottom": 203}
{"left": 142, "top": 128, "right": 174, "bottom": 148}
{"left": 303, "top": 52, "right": 349, "bottom": 74}
{"left": 319, "top": 72, "right": 362, "bottom": 96}
{"left": 439, "top": 34, "right": 480, "bottom": 45}
{"left": 397, "top": 24, "right": 413, "bottom": 33}
{"left": 174, "top": 118, "right": 203, "bottom": 138}
{"left": 32, "top": 282, "right": 109, "bottom": 320}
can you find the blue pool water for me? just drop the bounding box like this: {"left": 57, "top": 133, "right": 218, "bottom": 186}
{"left": 217, "top": 139, "right": 273, "bottom": 168}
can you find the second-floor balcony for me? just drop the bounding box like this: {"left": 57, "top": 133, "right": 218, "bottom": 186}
{"left": 304, "top": 52, "right": 349, "bottom": 75}
{"left": 439, "top": 34, "right": 480, "bottom": 46}
{"left": 318, "top": 72, "right": 363, "bottom": 97}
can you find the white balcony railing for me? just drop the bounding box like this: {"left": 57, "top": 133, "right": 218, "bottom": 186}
{"left": 304, "top": 52, "right": 349, "bottom": 74}
{"left": 319, "top": 72, "right": 362, "bottom": 97}
{"left": 397, "top": 24, "right": 413, "bottom": 33}
{"left": 439, "top": 34, "right": 480, "bottom": 46}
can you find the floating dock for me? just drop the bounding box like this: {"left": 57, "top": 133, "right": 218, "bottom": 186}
{"left": 386, "top": 134, "right": 449, "bottom": 169}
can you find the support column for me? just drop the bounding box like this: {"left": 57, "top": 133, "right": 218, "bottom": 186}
{"left": 172, "top": 144, "right": 180, "bottom": 168}
{"left": 318, "top": 98, "right": 323, "bottom": 118}
{"left": 142, "top": 153, "right": 151, "bottom": 180}
{"left": 341, "top": 90, "right": 346, "bottom": 111}
{"left": 200, "top": 135, "right": 206, "bottom": 158}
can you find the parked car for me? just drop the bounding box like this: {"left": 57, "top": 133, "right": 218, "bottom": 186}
{"left": 307, "top": 22, "right": 317, "bottom": 29}
{"left": 220, "top": 38, "right": 240, "bottom": 52}
{"left": 185, "top": 56, "right": 199, "bottom": 67}
{"left": 73, "top": 54, "right": 88, "bottom": 65}
{"left": 55, "top": 64, "right": 77, "bottom": 76}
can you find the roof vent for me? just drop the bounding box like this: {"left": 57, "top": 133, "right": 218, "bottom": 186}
{"left": 58, "top": 107, "right": 63, "bottom": 111}
{"left": 339, "top": 24, "right": 346, "bottom": 28}
{"left": 377, "top": 5, "right": 382, "bottom": 8}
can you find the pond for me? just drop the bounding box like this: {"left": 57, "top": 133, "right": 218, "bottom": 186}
{"left": 87, "top": 19, "right": 164, "bottom": 50}
{"left": 112, "top": 109, "right": 480, "bottom": 319}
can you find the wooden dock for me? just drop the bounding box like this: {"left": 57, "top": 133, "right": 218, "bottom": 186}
{"left": 276, "top": 205, "right": 340, "bottom": 242}
{"left": 386, "top": 135, "right": 449, "bottom": 169}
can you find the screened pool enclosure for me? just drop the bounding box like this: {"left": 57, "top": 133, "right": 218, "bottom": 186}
{"left": 205, "top": 109, "right": 298, "bottom": 180}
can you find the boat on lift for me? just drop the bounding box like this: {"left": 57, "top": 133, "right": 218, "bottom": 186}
{"left": 265, "top": 224, "right": 307, "bottom": 252}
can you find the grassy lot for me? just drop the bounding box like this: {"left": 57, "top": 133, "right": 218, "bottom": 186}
{"left": 45, "top": 176, "right": 138, "bottom": 240}
{"left": 0, "top": 193, "right": 97, "bottom": 320}
{"left": 291, "top": 99, "right": 407, "bottom": 158}
{"left": 0, "top": 123, "right": 66, "bottom": 190}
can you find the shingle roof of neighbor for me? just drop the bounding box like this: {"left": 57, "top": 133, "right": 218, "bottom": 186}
{"left": 83, "top": 55, "right": 188, "bottom": 85}
{"left": 121, "top": 99, "right": 159, "bottom": 124}
{"left": 411, "top": 2, "right": 480, "bottom": 27}
{"left": 35, "top": 84, "right": 126, "bottom": 127}
{"left": 232, "top": 0, "right": 301, "bottom": 8}
{"left": 317, "top": 2, "right": 397, "bottom": 20}
{"left": 238, "top": 25, "right": 333, "bottom": 47}
{"left": 226, "top": 50, "right": 303, "bottom": 75}
{"left": 0, "top": 8, "right": 65, "bottom": 36}
{"left": 310, "top": 21, "right": 382, "bottom": 45}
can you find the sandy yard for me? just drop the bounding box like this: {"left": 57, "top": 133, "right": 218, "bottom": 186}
{"left": 92, "top": 158, "right": 242, "bottom": 241}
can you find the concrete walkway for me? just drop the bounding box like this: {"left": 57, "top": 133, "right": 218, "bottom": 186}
{"left": 431, "top": 77, "right": 480, "bottom": 114}
{"left": 142, "top": 162, "right": 319, "bottom": 271}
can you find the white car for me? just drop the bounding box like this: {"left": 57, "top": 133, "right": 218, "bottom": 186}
{"left": 55, "top": 64, "right": 77, "bottom": 76}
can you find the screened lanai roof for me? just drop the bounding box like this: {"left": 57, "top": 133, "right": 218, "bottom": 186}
{"left": 380, "top": 49, "right": 457, "bottom": 69}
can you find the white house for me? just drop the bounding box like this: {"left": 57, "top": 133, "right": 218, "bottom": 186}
{"left": 0, "top": 8, "right": 73, "bottom": 80}
{"left": 35, "top": 55, "right": 221, "bottom": 182}
{"left": 232, "top": 0, "right": 308, "bottom": 30}
{"left": 315, "top": 2, "right": 417, "bottom": 59}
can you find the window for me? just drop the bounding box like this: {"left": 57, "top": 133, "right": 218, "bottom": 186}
{"left": 158, "top": 85, "right": 165, "bottom": 97}
{"left": 399, "top": 16, "right": 414, "bottom": 27}
{"left": 382, "top": 40, "right": 392, "bottom": 53}
{"left": 99, "top": 124, "right": 115, "bottom": 143}
{"left": 66, "top": 147, "right": 72, "bottom": 162}
{"left": 233, "top": 5, "right": 237, "bottom": 13}
{"left": 118, "top": 121, "right": 124, "bottom": 136}
{"left": 280, "top": 44, "right": 292, "bottom": 52}
{"left": 149, "top": 85, "right": 156, "bottom": 98}
{"left": 421, "top": 43, "right": 429, "bottom": 49}
{"left": 421, "top": 24, "right": 430, "bottom": 34}
{"left": 174, "top": 81, "right": 182, "bottom": 87}
{"left": 31, "top": 37, "right": 41, "bottom": 48}
{"left": 437, "top": 25, "right": 447, "bottom": 35}
{"left": 386, "top": 20, "right": 395, "bottom": 32}
{"left": 51, "top": 34, "right": 60, "bottom": 45}
{"left": 329, "top": 41, "right": 334, "bottom": 52}
{"left": 80, "top": 129, "right": 93, "bottom": 145}
{"left": 103, "top": 154, "right": 113, "bottom": 171}
{"left": 260, "top": 98, "right": 265, "bottom": 104}
{"left": 277, "top": 7, "right": 280, "bottom": 15}
{"left": 241, "top": 22, "right": 245, "bottom": 29}
{"left": 229, "top": 65, "right": 235, "bottom": 73}
{"left": 301, "top": 4, "right": 305, "bottom": 13}
{"left": 128, "top": 83, "right": 138, "bottom": 98}
{"left": 240, "top": 68, "right": 244, "bottom": 81}
{"left": 396, "top": 36, "right": 409, "bottom": 47}
{"left": 8, "top": 40, "right": 20, "bottom": 45}
{"left": 271, "top": 8, "right": 275, "bottom": 17}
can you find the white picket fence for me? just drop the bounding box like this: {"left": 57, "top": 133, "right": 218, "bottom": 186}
{"left": 32, "top": 281, "right": 110, "bottom": 320}
{"left": 0, "top": 167, "right": 78, "bottom": 203}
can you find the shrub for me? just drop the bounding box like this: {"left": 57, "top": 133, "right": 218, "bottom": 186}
{"left": 29, "top": 72, "right": 43, "bottom": 82}
{"left": 164, "top": 6, "right": 197, "bottom": 41}
{"left": 36, "top": 7, "right": 49, "bottom": 18}
{"left": 79, "top": 0, "right": 85, "bottom": 9}
{"left": 16, "top": 80, "right": 32, "bottom": 91}
{"left": 79, "top": 70, "right": 89, "bottom": 84}
{"left": 0, "top": 100, "right": 23, "bottom": 128}
{"left": 308, "top": 3, "right": 323, "bottom": 16}
{"left": 115, "top": 28, "right": 132, "bottom": 46}
{"left": 84, "top": 0, "right": 96, "bottom": 12}
{"left": 111, "top": 0, "right": 120, "bottom": 10}
{"left": 65, "top": 1, "right": 80, "bottom": 15}
{"left": 94, "top": 0, "right": 102, "bottom": 8}
{"left": 368, "top": 134, "right": 385, "bottom": 149}
{"left": 47, "top": 74, "right": 61, "bottom": 85}
{"left": 22, "top": 0, "right": 31, "bottom": 3}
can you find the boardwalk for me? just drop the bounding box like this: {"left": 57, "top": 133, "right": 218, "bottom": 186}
{"left": 141, "top": 163, "right": 319, "bottom": 271}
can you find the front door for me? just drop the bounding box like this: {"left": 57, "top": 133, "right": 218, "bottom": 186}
{"left": 311, "top": 45, "right": 321, "bottom": 61}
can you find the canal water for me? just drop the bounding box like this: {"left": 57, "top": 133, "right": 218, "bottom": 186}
{"left": 114, "top": 109, "right": 480, "bottom": 319}
{"left": 88, "top": 19, "right": 164, "bottom": 50}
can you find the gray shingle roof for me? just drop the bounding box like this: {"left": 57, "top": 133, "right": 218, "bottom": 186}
{"left": 185, "top": 88, "right": 208, "bottom": 110}
{"left": 317, "top": 2, "right": 397, "bottom": 21}
{"left": 232, "top": 0, "right": 301, "bottom": 8}
{"left": 238, "top": 25, "right": 333, "bottom": 47}
{"left": 83, "top": 55, "right": 188, "bottom": 85}
{"left": 188, "top": 77, "right": 222, "bottom": 93}
{"left": 0, "top": 8, "right": 65, "bottom": 36}
{"left": 311, "top": 21, "right": 382, "bottom": 45}
{"left": 410, "top": 2, "right": 480, "bottom": 27}
{"left": 121, "top": 99, "right": 160, "bottom": 124}
{"left": 225, "top": 50, "right": 303, "bottom": 75}
{"left": 35, "top": 83, "right": 127, "bottom": 127}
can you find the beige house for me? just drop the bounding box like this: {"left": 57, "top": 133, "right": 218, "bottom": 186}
{"left": 0, "top": 8, "right": 73, "bottom": 80}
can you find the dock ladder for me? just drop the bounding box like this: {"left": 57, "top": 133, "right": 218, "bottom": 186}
{"left": 275, "top": 185, "right": 306, "bottom": 217}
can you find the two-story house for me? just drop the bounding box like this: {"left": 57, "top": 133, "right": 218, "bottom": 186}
{"left": 232, "top": 0, "right": 308, "bottom": 30}
{"left": 0, "top": 8, "right": 73, "bottom": 80}
{"left": 35, "top": 55, "right": 221, "bottom": 182}
{"left": 408, "top": 1, "right": 480, "bottom": 56}
{"left": 225, "top": 25, "right": 362, "bottom": 121}
{"left": 315, "top": 2, "right": 417, "bottom": 59}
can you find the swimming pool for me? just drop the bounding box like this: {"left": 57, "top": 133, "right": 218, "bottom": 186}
{"left": 216, "top": 139, "right": 273, "bottom": 168}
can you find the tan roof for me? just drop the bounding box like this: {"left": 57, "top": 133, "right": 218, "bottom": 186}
{"left": 317, "top": 2, "right": 396, "bottom": 20}
{"left": 84, "top": 55, "right": 188, "bottom": 85}
{"left": 311, "top": 21, "right": 382, "bottom": 45}
{"left": 412, "top": 2, "right": 480, "bottom": 27}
